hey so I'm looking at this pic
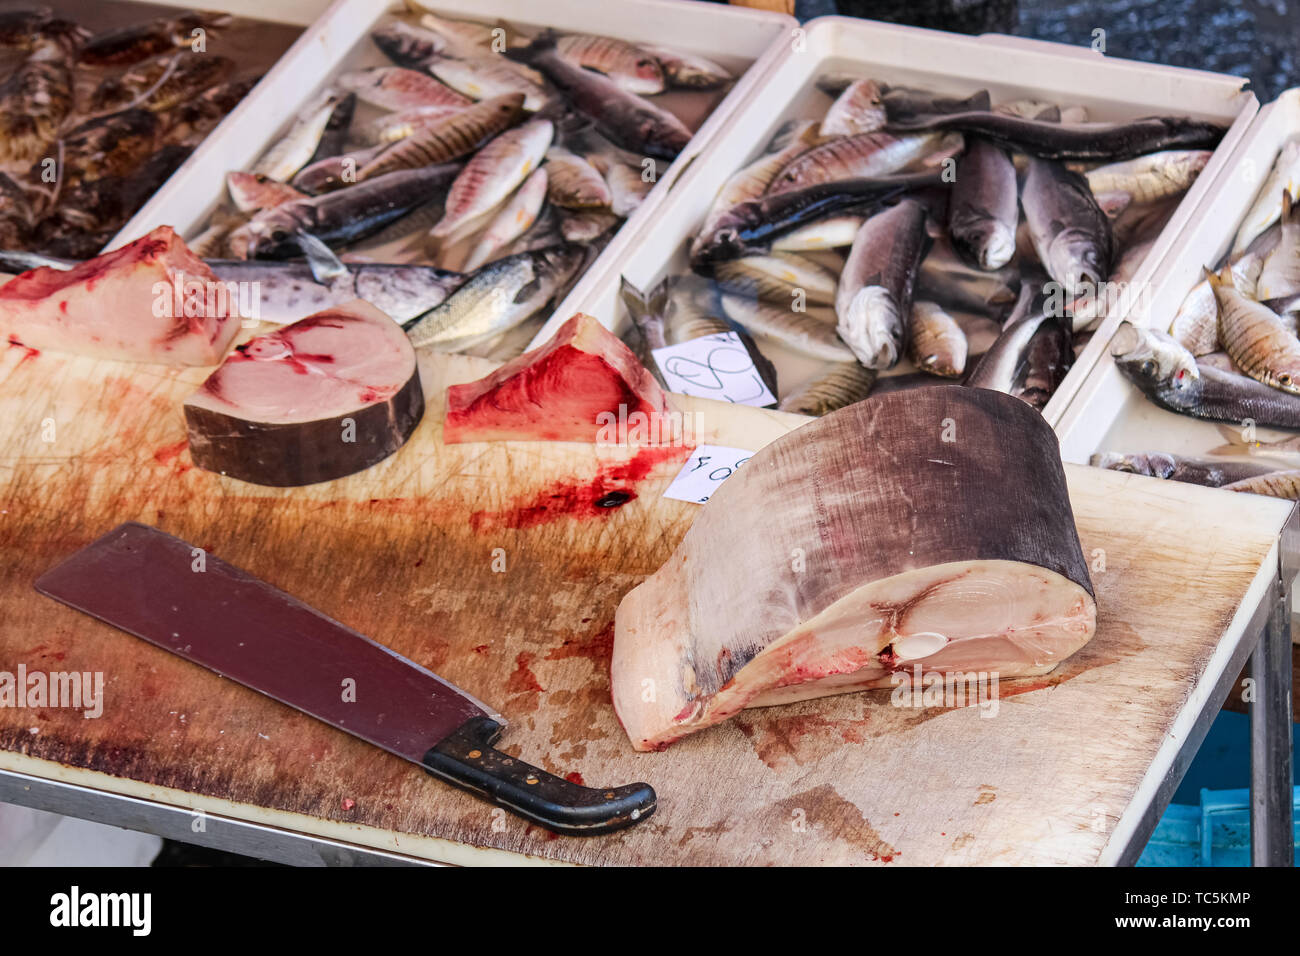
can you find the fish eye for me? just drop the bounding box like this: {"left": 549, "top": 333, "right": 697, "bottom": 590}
{"left": 1140, "top": 359, "right": 1156, "bottom": 376}
{"left": 1281, "top": 374, "right": 1292, "bottom": 386}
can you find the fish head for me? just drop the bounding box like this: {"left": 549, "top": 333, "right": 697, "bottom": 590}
{"left": 236, "top": 212, "right": 303, "bottom": 261}
{"left": 1090, "top": 451, "right": 1176, "bottom": 479}
{"left": 1048, "top": 230, "right": 1108, "bottom": 297}
{"left": 838, "top": 285, "right": 902, "bottom": 369}
{"left": 1109, "top": 322, "right": 1199, "bottom": 392}
{"left": 962, "top": 219, "right": 1017, "bottom": 272}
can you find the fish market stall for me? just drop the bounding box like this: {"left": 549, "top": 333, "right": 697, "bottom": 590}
{"left": 0, "top": 0, "right": 315, "bottom": 259}
{"left": 536, "top": 19, "right": 1257, "bottom": 427}
{"left": 109, "top": 0, "right": 797, "bottom": 354}
{"left": 0, "top": 7, "right": 1294, "bottom": 870}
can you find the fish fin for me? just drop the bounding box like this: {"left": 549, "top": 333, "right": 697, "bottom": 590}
{"left": 1284, "top": 188, "right": 1296, "bottom": 223}
{"left": 967, "top": 90, "right": 992, "bottom": 112}
{"left": 296, "top": 231, "right": 348, "bottom": 283}
{"left": 1034, "top": 104, "right": 1061, "bottom": 122}
{"left": 1203, "top": 265, "right": 1224, "bottom": 289}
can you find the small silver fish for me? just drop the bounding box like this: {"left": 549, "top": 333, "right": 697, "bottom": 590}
{"left": 778, "top": 362, "right": 876, "bottom": 416}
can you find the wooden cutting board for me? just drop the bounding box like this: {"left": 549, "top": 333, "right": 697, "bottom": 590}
{"left": 0, "top": 338, "right": 1291, "bottom": 866}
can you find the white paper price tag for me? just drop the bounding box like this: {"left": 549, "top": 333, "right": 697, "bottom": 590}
{"left": 651, "top": 332, "right": 775, "bottom": 407}
{"left": 662, "top": 445, "right": 755, "bottom": 504}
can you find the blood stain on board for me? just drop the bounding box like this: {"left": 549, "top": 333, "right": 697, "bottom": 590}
{"left": 505, "top": 651, "right": 544, "bottom": 713}
{"left": 6, "top": 336, "right": 39, "bottom": 365}
{"left": 764, "top": 785, "right": 897, "bottom": 863}
{"left": 734, "top": 711, "right": 868, "bottom": 772}
{"left": 468, "top": 444, "right": 692, "bottom": 532}
{"left": 545, "top": 621, "right": 615, "bottom": 669}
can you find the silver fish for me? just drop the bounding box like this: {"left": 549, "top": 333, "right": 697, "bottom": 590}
{"left": 836, "top": 198, "right": 929, "bottom": 369}
{"left": 1232, "top": 139, "right": 1300, "bottom": 255}
{"left": 1256, "top": 191, "right": 1300, "bottom": 301}
{"left": 462, "top": 167, "right": 548, "bottom": 271}
{"left": 965, "top": 310, "right": 1065, "bottom": 398}
{"left": 207, "top": 259, "right": 465, "bottom": 326}
{"left": 403, "top": 245, "right": 586, "bottom": 350}
{"left": 338, "top": 65, "right": 471, "bottom": 111}
{"left": 916, "top": 237, "right": 1021, "bottom": 318}
{"left": 555, "top": 34, "right": 664, "bottom": 95}
{"left": 620, "top": 275, "right": 670, "bottom": 373}
{"left": 427, "top": 52, "right": 549, "bottom": 111}
{"left": 768, "top": 131, "right": 944, "bottom": 194}
{"left": 1109, "top": 321, "right": 1300, "bottom": 428}
{"left": 251, "top": 93, "right": 341, "bottom": 183}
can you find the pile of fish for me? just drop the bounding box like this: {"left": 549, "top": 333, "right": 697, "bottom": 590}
{"left": 189, "top": 6, "right": 734, "bottom": 362}
{"left": 1103, "top": 137, "right": 1300, "bottom": 500}
{"left": 0, "top": 5, "right": 272, "bottom": 257}
{"left": 621, "top": 77, "right": 1225, "bottom": 416}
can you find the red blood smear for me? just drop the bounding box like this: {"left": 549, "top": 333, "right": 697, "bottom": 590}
{"left": 152, "top": 439, "right": 188, "bottom": 464}
{"left": 564, "top": 771, "right": 585, "bottom": 786}
{"left": 341, "top": 798, "right": 356, "bottom": 811}
{"left": 7, "top": 336, "right": 39, "bottom": 365}
{"left": 469, "top": 444, "right": 691, "bottom": 532}
{"left": 507, "top": 652, "right": 544, "bottom": 695}
{"left": 546, "top": 622, "right": 614, "bottom": 668}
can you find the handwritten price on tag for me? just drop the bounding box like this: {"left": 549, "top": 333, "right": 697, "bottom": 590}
{"left": 651, "top": 332, "right": 775, "bottom": 407}
{"left": 662, "top": 445, "right": 755, "bottom": 504}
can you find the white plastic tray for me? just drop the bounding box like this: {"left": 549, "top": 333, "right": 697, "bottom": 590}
{"left": 113, "top": 0, "right": 797, "bottom": 264}
{"left": 1056, "top": 89, "right": 1300, "bottom": 463}
{"left": 533, "top": 15, "right": 1258, "bottom": 427}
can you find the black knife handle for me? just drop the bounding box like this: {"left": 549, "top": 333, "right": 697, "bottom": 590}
{"left": 422, "top": 717, "right": 656, "bottom": 836}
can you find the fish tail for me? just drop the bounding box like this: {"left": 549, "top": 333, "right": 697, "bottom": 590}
{"left": 619, "top": 275, "right": 669, "bottom": 328}
{"left": 1284, "top": 188, "right": 1296, "bottom": 224}
{"left": 968, "top": 90, "right": 992, "bottom": 111}
{"left": 1204, "top": 264, "right": 1229, "bottom": 289}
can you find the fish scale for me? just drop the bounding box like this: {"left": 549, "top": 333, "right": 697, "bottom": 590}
{"left": 358, "top": 94, "right": 524, "bottom": 181}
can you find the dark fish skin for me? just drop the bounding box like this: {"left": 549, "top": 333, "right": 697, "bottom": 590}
{"left": 1021, "top": 157, "right": 1113, "bottom": 295}
{"left": 888, "top": 110, "right": 1225, "bottom": 161}
{"left": 965, "top": 311, "right": 1062, "bottom": 394}
{"left": 58, "top": 108, "right": 161, "bottom": 186}
{"left": 690, "top": 172, "right": 941, "bottom": 265}
{"left": 880, "top": 87, "right": 990, "bottom": 122}
{"left": 78, "top": 12, "right": 233, "bottom": 67}
{"left": 505, "top": 30, "right": 690, "bottom": 161}
{"left": 242, "top": 164, "right": 462, "bottom": 259}
{"left": 308, "top": 93, "right": 357, "bottom": 166}
{"left": 1091, "top": 451, "right": 1275, "bottom": 487}
{"left": 370, "top": 21, "right": 442, "bottom": 69}
{"left": 1013, "top": 313, "right": 1073, "bottom": 409}
{"left": 1116, "top": 353, "right": 1300, "bottom": 428}
{"left": 948, "top": 137, "right": 1018, "bottom": 271}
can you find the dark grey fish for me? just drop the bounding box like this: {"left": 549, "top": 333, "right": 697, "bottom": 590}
{"left": 690, "top": 172, "right": 940, "bottom": 265}
{"left": 1012, "top": 313, "right": 1073, "bottom": 409}
{"left": 1021, "top": 157, "right": 1113, "bottom": 298}
{"left": 307, "top": 93, "right": 356, "bottom": 167}
{"left": 916, "top": 237, "right": 1021, "bottom": 318}
{"left": 1111, "top": 322, "right": 1300, "bottom": 428}
{"left": 505, "top": 30, "right": 690, "bottom": 161}
{"left": 231, "top": 164, "right": 462, "bottom": 259}
{"left": 889, "top": 110, "right": 1226, "bottom": 161}
{"left": 370, "top": 19, "right": 445, "bottom": 69}
{"left": 965, "top": 310, "right": 1067, "bottom": 398}
{"left": 881, "top": 87, "right": 991, "bottom": 122}
{"left": 1091, "top": 451, "right": 1276, "bottom": 487}
{"left": 835, "top": 198, "right": 930, "bottom": 369}
{"left": 949, "top": 137, "right": 1018, "bottom": 271}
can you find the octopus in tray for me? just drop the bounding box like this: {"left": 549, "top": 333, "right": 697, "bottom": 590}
{"left": 0, "top": 6, "right": 264, "bottom": 257}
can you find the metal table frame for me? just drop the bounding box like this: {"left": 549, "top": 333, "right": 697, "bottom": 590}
{"left": 2, "top": 514, "right": 1295, "bottom": 867}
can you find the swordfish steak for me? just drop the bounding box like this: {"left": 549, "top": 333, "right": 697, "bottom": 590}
{"left": 612, "top": 386, "right": 1096, "bottom": 751}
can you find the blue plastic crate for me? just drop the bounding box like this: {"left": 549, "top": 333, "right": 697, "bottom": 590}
{"left": 1138, "top": 787, "right": 1300, "bottom": 866}
{"left": 1137, "top": 711, "right": 1299, "bottom": 866}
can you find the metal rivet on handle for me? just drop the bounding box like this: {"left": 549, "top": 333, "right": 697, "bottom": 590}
{"left": 525, "top": 776, "right": 539, "bottom": 785}
{"left": 468, "top": 750, "right": 481, "bottom": 759}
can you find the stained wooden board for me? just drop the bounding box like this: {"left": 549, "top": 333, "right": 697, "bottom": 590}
{"left": 0, "top": 340, "right": 1292, "bottom": 866}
